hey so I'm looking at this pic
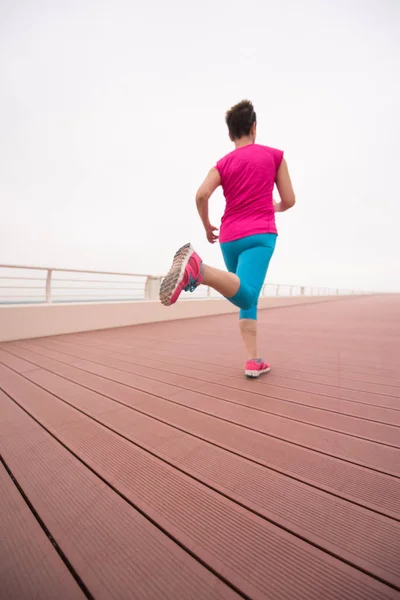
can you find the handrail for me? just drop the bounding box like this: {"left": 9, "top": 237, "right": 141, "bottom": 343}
{"left": 0, "top": 264, "right": 150, "bottom": 304}
{"left": 0, "top": 264, "right": 150, "bottom": 277}
{"left": 0, "top": 263, "right": 371, "bottom": 305}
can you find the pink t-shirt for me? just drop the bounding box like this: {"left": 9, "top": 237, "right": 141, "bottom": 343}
{"left": 215, "top": 143, "right": 283, "bottom": 243}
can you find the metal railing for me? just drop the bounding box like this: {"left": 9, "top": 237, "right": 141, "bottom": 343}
{"left": 0, "top": 264, "right": 149, "bottom": 305}
{"left": 0, "top": 264, "right": 369, "bottom": 305}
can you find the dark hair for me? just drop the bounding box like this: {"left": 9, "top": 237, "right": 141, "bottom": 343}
{"left": 225, "top": 100, "right": 256, "bottom": 139}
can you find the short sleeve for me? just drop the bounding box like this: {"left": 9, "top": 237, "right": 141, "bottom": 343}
{"left": 271, "top": 148, "right": 284, "bottom": 172}
{"left": 215, "top": 156, "right": 225, "bottom": 176}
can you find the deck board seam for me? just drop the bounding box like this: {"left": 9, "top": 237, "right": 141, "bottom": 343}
{"left": 54, "top": 336, "right": 400, "bottom": 394}
{"left": 23, "top": 339, "right": 400, "bottom": 419}
{"left": 0, "top": 454, "right": 93, "bottom": 599}
{"left": 2, "top": 348, "right": 399, "bottom": 479}
{"left": 4, "top": 346, "right": 400, "bottom": 454}
{"left": 1, "top": 358, "right": 399, "bottom": 523}
{"left": 2, "top": 370, "right": 399, "bottom": 594}
{"left": 1, "top": 384, "right": 251, "bottom": 600}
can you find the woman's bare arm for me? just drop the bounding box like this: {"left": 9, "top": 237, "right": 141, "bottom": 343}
{"left": 195, "top": 167, "right": 221, "bottom": 242}
{"left": 274, "top": 159, "right": 296, "bottom": 212}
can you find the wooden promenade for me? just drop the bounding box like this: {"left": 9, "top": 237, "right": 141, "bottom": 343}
{"left": 1, "top": 295, "right": 399, "bottom": 599}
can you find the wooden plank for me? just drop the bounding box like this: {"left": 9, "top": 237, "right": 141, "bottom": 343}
{"left": 14, "top": 364, "right": 400, "bottom": 589}
{"left": 0, "top": 367, "right": 397, "bottom": 600}
{"left": 4, "top": 345, "right": 398, "bottom": 476}
{"left": 20, "top": 338, "right": 400, "bottom": 425}
{"left": 1, "top": 350, "right": 398, "bottom": 519}
{"left": 52, "top": 318, "right": 400, "bottom": 388}
{"left": 0, "top": 459, "right": 85, "bottom": 600}
{"left": 0, "top": 390, "right": 240, "bottom": 600}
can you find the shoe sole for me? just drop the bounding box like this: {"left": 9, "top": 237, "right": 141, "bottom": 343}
{"left": 159, "top": 243, "right": 194, "bottom": 306}
{"left": 245, "top": 367, "right": 271, "bottom": 379}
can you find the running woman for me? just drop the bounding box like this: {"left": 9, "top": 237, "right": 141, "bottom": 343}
{"left": 160, "top": 100, "right": 296, "bottom": 377}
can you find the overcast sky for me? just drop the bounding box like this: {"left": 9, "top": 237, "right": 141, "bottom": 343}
{"left": 1, "top": 0, "right": 399, "bottom": 292}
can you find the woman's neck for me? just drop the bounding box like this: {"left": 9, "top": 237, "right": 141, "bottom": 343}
{"left": 234, "top": 136, "right": 254, "bottom": 149}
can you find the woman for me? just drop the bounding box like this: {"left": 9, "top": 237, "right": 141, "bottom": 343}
{"left": 160, "top": 100, "right": 296, "bottom": 378}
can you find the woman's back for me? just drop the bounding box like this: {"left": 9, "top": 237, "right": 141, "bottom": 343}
{"left": 216, "top": 144, "right": 283, "bottom": 243}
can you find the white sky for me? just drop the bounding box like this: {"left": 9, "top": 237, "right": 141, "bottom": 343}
{"left": 1, "top": 0, "right": 399, "bottom": 292}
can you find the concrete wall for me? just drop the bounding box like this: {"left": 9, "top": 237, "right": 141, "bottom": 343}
{"left": 0, "top": 295, "right": 347, "bottom": 342}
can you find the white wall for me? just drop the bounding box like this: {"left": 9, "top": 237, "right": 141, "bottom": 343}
{"left": 0, "top": 295, "right": 347, "bottom": 342}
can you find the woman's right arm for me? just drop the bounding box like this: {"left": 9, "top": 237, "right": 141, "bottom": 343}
{"left": 274, "top": 159, "right": 296, "bottom": 212}
{"left": 195, "top": 167, "right": 221, "bottom": 243}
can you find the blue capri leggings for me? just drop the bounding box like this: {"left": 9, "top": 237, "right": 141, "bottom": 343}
{"left": 220, "top": 233, "right": 277, "bottom": 320}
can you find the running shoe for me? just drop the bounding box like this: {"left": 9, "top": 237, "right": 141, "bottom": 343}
{"left": 160, "top": 243, "right": 203, "bottom": 306}
{"left": 245, "top": 358, "right": 271, "bottom": 378}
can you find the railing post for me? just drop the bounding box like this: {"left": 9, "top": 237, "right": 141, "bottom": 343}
{"left": 276, "top": 285, "right": 280, "bottom": 296}
{"left": 145, "top": 276, "right": 162, "bottom": 301}
{"left": 300, "top": 286, "right": 305, "bottom": 296}
{"left": 46, "top": 269, "right": 52, "bottom": 304}
{"left": 207, "top": 286, "right": 211, "bottom": 298}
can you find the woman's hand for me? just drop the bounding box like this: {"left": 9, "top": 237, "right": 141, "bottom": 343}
{"left": 206, "top": 224, "right": 219, "bottom": 244}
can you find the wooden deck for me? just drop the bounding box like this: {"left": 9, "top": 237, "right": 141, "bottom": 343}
{"left": 1, "top": 294, "right": 399, "bottom": 599}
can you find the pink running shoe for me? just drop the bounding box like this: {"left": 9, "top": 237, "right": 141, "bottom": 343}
{"left": 245, "top": 359, "right": 271, "bottom": 378}
{"left": 160, "top": 243, "right": 203, "bottom": 306}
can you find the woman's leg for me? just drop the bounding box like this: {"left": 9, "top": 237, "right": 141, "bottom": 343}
{"left": 240, "top": 319, "right": 258, "bottom": 359}
{"left": 220, "top": 240, "right": 258, "bottom": 358}
{"left": 220, "top": 235, "right": 276, "bottom": 360}
{"left": 160, "top": 243, "right": 241, "bottom": 306}
{"left": 234, "top": 238, "right": 276, "bottom": 359}
{"left": 160, "top": 236, "right": 275, "bottom": 314}
{"left": 201, "top": 265, "right": 240, "bottom": 298}
{"left": 159, "top": 236, "right": 275, "bottom": 377}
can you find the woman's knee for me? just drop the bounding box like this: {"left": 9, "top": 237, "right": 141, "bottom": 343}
{"left": 227, "top": 282, "right": 258, "bottom": 311}
{"left": 239, "top": 297, "right": 253, "bottom": 311}
{"left": 245, "top": 286, "right": 260, "bottom": 310}
{"left": 237, "top": 290, "right": 256, "bottom": 311}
